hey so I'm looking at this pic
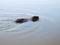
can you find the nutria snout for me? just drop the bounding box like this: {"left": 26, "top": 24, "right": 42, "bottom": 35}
{"left": 15, "top": 16, "right": 39, "bottom": 23}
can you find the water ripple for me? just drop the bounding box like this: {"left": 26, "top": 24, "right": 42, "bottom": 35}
{"left": 0, "top": 14, "right": 40, "bottom": 34}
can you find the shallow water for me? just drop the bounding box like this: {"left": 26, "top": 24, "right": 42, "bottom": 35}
{"left": 0, "top": 0, "right": 60, "bottom": 45}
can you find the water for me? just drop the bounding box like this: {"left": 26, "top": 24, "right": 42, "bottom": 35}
{"left": 0, "top": 0, "right": 60, "bottom": 45}
{"left": 0, "top": 14, "right": 40, "bottom": 33}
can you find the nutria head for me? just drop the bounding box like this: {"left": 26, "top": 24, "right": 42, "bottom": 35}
{"left": 31, "top": 16, "right": 39, "bottom": 22}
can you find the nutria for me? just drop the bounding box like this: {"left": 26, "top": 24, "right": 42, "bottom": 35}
{"left": 30, "top": 16, "right": 39, "bottom": 22}
{"left": 15, "top": 16, "right": 39, "bottom": 23}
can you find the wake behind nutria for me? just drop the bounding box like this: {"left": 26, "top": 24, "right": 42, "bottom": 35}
{"left": 15, "top": 16, "right": 39, "bottom": 24}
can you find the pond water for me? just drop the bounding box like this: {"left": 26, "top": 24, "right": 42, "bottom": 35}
{"left": 0, "top": 0, "right": 60, "bottom": 45}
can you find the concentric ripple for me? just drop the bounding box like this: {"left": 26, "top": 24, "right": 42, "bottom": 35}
{"left": 0, "top": 14, "right": 40, "bottom": 34}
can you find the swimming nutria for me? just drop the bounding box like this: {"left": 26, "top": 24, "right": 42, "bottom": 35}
{"left": 15, "top": 16, "right": 39, "bottom": 23}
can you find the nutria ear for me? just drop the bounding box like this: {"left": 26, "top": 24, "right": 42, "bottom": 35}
{"left": 31, "top": 16, "right": 39, "bottom": 22}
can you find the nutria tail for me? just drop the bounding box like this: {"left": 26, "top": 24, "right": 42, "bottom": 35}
{"left": 31, "top": 16, "right": 39, "bottom": 22}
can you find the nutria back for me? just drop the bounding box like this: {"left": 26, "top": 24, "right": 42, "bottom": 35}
{"left": 15, "top": 19, "right": 28, "bottom": 23}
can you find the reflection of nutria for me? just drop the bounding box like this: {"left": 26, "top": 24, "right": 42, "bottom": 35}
{"left": 15, "top": 16, "right": 39, "bottom": 23}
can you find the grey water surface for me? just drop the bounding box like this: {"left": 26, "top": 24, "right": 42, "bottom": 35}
{"left": 0, "top": 0, "right": 60, "bottom": 45}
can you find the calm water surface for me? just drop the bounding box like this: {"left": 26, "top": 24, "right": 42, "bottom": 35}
{"left": 0, "top": 0, "right": 60, "bottom": 45}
